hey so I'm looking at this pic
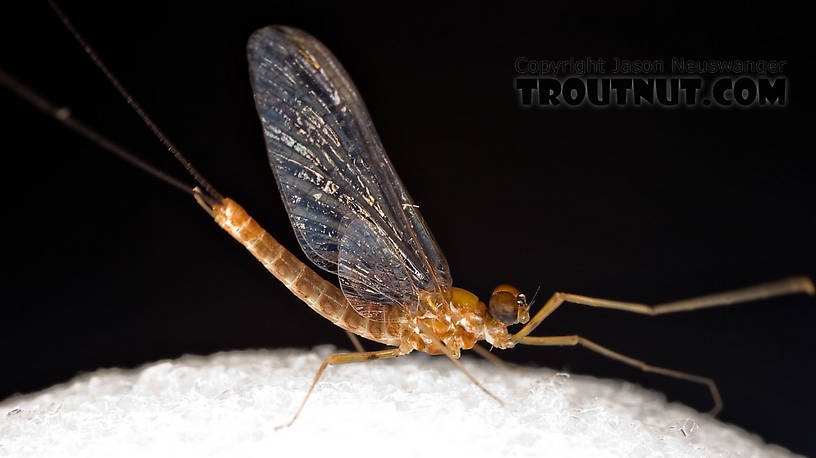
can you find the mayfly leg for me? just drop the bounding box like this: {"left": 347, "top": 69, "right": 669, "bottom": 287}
{"left": 278, "top": 347, "right": 406, "bottom": 429}
{"left": 470, "top": 344, "right": 515, "bottom": 372}
{"left": 510, "top": 276, "right": 814, "bottom": 414}
{"left": 344, "top": 330, "right": 365, "bottom": 352}
{"left": 513, "top": 276, "right": 814, "bottom": 340}
{"left": 514, "top": 334, "right": 723, "bottom": 414}
{"left": 415, "top": 323, "right": 504, "bottom": 406}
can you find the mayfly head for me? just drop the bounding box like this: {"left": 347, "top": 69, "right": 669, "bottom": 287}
{"left": 488, "top": 284, "right": 530, "bottom": 325}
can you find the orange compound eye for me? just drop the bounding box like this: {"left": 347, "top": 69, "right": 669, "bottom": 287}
{"left": 489, "top": 288, "right": 520, "bottom": 325}
{"left": 488, "top": 284, "right": 530, "bottom": 325}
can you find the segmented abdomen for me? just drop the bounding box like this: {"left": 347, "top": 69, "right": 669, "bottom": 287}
{"left": 212, "top": 198, "right": 403, "bottom": 346}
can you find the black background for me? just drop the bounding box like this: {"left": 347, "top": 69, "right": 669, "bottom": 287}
{"left": 2, "top": 1, "right": 814, "bottom": 455}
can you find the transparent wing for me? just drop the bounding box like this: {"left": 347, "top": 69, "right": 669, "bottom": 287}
{"left": 247, "top": 26, "right": 451, "bottom": 319}
{"left": 338, "top": 217, "right": 415, "bottom": 321}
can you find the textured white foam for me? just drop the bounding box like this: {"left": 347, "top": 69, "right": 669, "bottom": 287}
{"left": 0, "top": 346, "right": 798, "bottom": 457}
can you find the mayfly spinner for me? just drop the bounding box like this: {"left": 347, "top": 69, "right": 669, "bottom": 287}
{"left": 1, "top": 3, "right": 812, "bottom": 429}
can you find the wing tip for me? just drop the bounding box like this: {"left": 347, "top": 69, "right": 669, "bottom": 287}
{"left": 247, "top": 25, "right": 314, "bottom": 52}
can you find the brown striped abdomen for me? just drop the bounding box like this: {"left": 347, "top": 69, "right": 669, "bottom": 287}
{"left": 212, "top": 198, "right": 403, "bottom": 346}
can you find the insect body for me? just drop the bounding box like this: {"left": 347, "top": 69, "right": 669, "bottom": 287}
{"left": 214, "top": 197, "right": 522, "bottom": 356}
{"left": 2, "top": 9, "right": 812, "bottom": 429}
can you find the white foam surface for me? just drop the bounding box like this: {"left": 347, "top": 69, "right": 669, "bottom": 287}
{"left": 0, "top": 346, "right": 798, "bottom": 457}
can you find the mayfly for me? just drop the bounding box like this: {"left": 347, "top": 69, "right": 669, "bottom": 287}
{"left": 1, "top": 3, "right": 812, "bottom": 428}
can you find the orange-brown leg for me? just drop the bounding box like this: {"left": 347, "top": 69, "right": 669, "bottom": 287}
{"left": 470, "top": 344, "right": 514, "bottom": 372}
{"left": 515, "top": 334, "right": 722, "bottom": 414}
{"left": 510, "top": 277, "right": 813, "bottom": 415}
{"left": 514, "top": 276, "right": 813, "bottom": 340}
{"left": 344, "top": 330, "right": 365, "bottom": 352}
{"left": 277, "top": 347, "right": 405, "bottom": 429}
{"left": 415, "top": 323, "right": 504, "bottom": 406}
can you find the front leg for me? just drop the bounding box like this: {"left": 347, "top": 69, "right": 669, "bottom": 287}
{"left": 513, "top": 276, "right": 813, "bottom": 340}
{"left": 514, "top": 335, "right": 722, "bottom": 414}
